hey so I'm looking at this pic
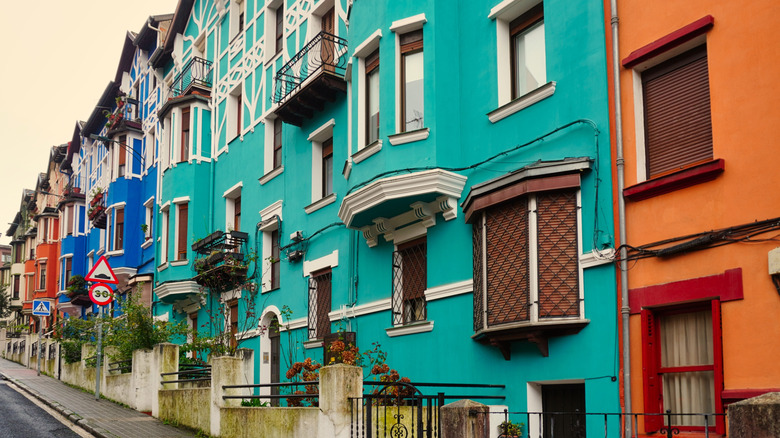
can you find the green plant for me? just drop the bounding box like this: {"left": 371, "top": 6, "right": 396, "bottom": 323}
{"left": 66, "top": 275, "right": 87, "bottom": 295}
{"left": 240, "top": 398, "right": 270, "bottom": 407}
{"left": 140, "top": 223, "right": 148, "bottom": 233}
{"left": 499, "top": 420, "right": 524, "bottom": 437}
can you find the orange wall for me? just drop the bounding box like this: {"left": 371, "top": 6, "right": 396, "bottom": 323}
{"left": 614, "top": 0, "right": 780, "bottom": 418}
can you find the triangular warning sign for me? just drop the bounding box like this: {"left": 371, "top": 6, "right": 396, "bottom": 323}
{"left": 34, "top": 302, "right": 48, "bottom": 313}
{"left": 86, "top": 255, "right": 119, "bottom": 284}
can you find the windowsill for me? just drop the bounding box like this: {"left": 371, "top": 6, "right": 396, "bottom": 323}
{"left": 303, "top": 339, "right": 323, "bottom": 349}
{"left": 106, "top": 249, "right": 124, "bottom": 257}
{"left": 624, "top": 159, "right": 725, "bottom": 202}
{"left": 170, "top": 260, "right": 189, "bottom": 267}
{"left": 473, "top": 318, "right": 590, "bottom": 359}
{"left": 385, "top": 320, "right": 434, "bottom": 337}
{"left": 259, "top": 166, "right": 284, "bottom": 185}
{"left": 141, "top": 239, "right": 153, "bottom": 249}
{"left": 304, "top": 194, "right": 337, "bottom": 214}
{"left": 488, "top": 81, "right": 556, "bottom": 124}
{"left": 261, "top": 286, "right": 279, "bottom": 294}
{"left": 388, "top": 128, "right": 430, "bottom": 146}
{"left": 352, "top": 140, "right": 382, "bottom": 164}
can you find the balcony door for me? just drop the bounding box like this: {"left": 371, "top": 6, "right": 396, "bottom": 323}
{"left": 321, "top": 7, "right": 335, "bottom": 73}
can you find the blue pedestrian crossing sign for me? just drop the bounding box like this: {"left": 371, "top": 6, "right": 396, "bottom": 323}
{"left": 32, "top": 300, "right": 51, "bottom": 316}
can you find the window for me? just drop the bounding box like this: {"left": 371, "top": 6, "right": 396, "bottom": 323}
{"left": 224, "top": 184, "right": 242, "bottom": 232}
{"left": 65, "top": 205, "right": 74, "bottom": 236}
{"left": 13, "top": 275, "right": 20, "bottom": 299}
{"left": 230, "top": 0, "right": 246, "bottom": 40}
{"left": 270, "top": 229, "right": 280, "bottom": 290}
{"left": 118, "top": 134, "right": 128, "bottom": 176}
{"left": 366, "top": 49, "right": 380, "bottom": 145}
{"left": 64, "top": 257, "right": 72, "bottom": 286}
{"left": 229, "top": 299, "right": 239, "bottom": 349}
{"left": 161, "top": 207, "right": 170, "bottom": 264}
{"left": 308, "top": 120, "right": 335, "bottom": 207}
{"left": 42, "top": 218, "right": 49, "bottom": 242}
{"left": 391, "top": 237, "right": 427, "bottom": 325}
{"left": 260, "top": 205, "right": 282, "bottom": 293}
{"left": 176, "top": 203, "right": 188, "bottom": 261}
{"left": 642, "top": 45, "right": 712, "bottom": 178}
{"left": 273, "top": 119, "right": 282, "bottom": 169}
{"left": 642, "top": 301, "right": 723, "bottom": 433}
{"left": 275, "top": 5, "right": 284, "bottom": 54}
{"left": 321, "top": 138, "right": 333, "bottom": 198}
{"left": 39, "top": 262, "right": 46, "bottom": 290}
{"left": 114, "top": 207, "right": 124, "bottom": 251}
{"left": 144, "top": 198, "right": 154, "bottom": 241}
{"left": 308, "top": 268, "right": 332, "bottom": 339}
{"left": 472, "top": 189, "right": 580, "bottom": 332}
{"left": 233, "top": 195, "right": 241, "bottom": 231}
{"left": 236, "top": 90, "right": 242, "bottom": 136}
{"left": 510, "top": 4, "right": 545, "bottom": 99}
{"left": 400, "top": 30, "right": 424, "bottom": 132}
{"left": 180, "top": 107, "right": 190, "bottom": 163}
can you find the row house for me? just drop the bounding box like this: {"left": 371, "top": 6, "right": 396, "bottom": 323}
{"left": 144, "top": 0, "right": 619, "bottom": 432}
{"left": 610, "top": 0, "right": 780, "bottom": 435}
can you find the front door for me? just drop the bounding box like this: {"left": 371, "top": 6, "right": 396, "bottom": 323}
{"left": 542, "top": 383, "right": 586, "bottom": 438}
{"left": 269, "top": 320, "right": 280, "bottom": 406}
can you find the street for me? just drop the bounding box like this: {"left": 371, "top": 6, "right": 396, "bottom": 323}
{"left": 0, "top": 379, "right": 89, "bottom": 438}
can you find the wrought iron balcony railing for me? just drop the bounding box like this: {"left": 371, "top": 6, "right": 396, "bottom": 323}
{"left": 273, "top": 31, "right": 348, "bottom": 104}
{"left": 170, "top": 57, "right": 214, "bottom": 98}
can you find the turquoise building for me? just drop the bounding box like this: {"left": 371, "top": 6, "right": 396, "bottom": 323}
{"left": 147, "top": 0, "right": 619, "bottom": 431}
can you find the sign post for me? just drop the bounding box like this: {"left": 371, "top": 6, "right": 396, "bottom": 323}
{"left": 32, "top": 300, "right": 51, "bottom": 377}
{"left": 85, "top": 256, "right": 118, "bottom": 401}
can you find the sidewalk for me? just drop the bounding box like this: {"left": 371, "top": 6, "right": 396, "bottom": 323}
{"left": 0, "top": 357, "right": 195, "bottom": 438}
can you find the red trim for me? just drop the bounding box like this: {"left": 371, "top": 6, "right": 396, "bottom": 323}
{"left": 721, "top": 388, "right": 780, "bottom": 404}
{"left": 629, "top": 268, "right": 742, "bottom": 314}
{"left": 624, "top": 159, "right": 724, "bottom": 202}
{"left": 711, "top": 300, "right": 726, "bottom": 434}
{"left": 641, "top": 309, "right": 663, "bottom": 432}
{"left": 622, "top": 15, "right": 714, "bottom": 68}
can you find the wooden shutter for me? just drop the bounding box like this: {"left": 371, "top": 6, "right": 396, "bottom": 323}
{"left": 643, "top": 45, "right": 712, "bottom": 178}
{"left": 485, "top": 197, "right": 530, "bottom": 326}
{"left": 536, "top": 190, "right": 579, "bottom": 318}
{"left": 400, "top": 30, "right": 423, "bottom": 53}
{"left": 641, "top": 308, "right": 663, "bottom": 432}
{"left": 309, "top": 269, "right": 332, "bottom": 339}
{"left": 398, "top": 237, "right": 427, "bottom": 301}
{"left": 177, "top": 204, "right": 188, "bottom": 260}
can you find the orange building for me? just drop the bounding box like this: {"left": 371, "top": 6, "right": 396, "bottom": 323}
{"left": 609, "top": 0, "right": 780, "bottom": 436}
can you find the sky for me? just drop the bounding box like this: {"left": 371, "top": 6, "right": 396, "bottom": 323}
{"left": 0, "top": 0, "right": 179, "bottom": 245}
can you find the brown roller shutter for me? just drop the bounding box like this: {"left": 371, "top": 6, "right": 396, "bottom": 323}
{"left": 536, "top": 190, "right": 579, "bottom": 318}
{"left": 643, "top": 45, "right": 712, "bottom": 178}
{"left": 485, "top": 197, "right": 530, "bottom": 326}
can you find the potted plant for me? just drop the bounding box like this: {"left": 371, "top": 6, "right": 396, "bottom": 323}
{"left": 499, "top": 420, "right": 524, "bottom": 438}
{"left": 66, "top": 275, "right": 88, "bottom": 299}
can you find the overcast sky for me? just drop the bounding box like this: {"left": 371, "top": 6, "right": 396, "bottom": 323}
{"left": 0, "top": 0, "right": 179, "bottom": 245}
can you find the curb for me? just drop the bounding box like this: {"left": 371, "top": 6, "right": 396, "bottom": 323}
{"left": 1, "top": 371, "right": 115, "bottom": 438}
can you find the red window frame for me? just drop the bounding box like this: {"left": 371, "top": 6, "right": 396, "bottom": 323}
{"left": 641, "top": 300, "right": 725, "bottom": 434}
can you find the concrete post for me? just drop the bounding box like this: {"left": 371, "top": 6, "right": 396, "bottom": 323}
{"left": 237, "top": 348, "right": 254, "bottom": 386}
{"left": 318, "top": 364, "right": 363, "bottom": 438}
{"left": 151, "top": 343, "right": 179, "bottom": 418}
{"left": 210, "top": 356, "right": 247, "bottom": 437}
{"left": 729, "top": 392, "right": 780, "bottom": 438}
{"left": 440, "top": 399, "right": 490, "bottom": 438}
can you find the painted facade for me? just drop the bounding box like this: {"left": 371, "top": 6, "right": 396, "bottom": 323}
{"left": 611, "top": 0, "right": 780, "bottom": 435}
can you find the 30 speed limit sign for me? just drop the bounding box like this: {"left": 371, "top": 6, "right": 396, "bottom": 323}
{"left": 89, "top": 283, "right": 114, "bottom": 306}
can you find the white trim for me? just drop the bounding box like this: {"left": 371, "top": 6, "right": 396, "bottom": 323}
{"left": 389, "top": 13, "right": 427, "bottom": 34}
{"left": 304, "top": 193, "right": 337, "bottom": 214}
{"left": 172, "top": 196, "right": 190, "bottom": 204}
{"left": 307, "top": 119, "right": 336, "bottom": 142}
{"left": 107, "top": 201, "right": 127, "bottom": 210}
{"left": 579, "top": 249, "right": 616, "bottom": 269}
{"left": 143, "top": 196, "right": 155, "bottom": 207}
{"left": 353, "top": 29, "right": 382, "bottom": 58}
{"left": 392, "top": 222, "right": 427, "bottom": 245}
{"left": 279, "top": 316, "right": 307, "bottom": 331}
{"left": 487, "top": 82, "right": 556, "bottom": 123}
{"left": 259, "top": 165, "right": 284, "bottom": 185}
{"left": 385, "top": 320, "right": 433, "bottom": 337}
{"left": 58, "top": 253, "right": 74, "bottom": 261}
{"left": 141, "top": 240, "right": 153, "bottom": 249}
{"left": 105, "top": 249, "right": 125, "bottom": 257}
{"left": 223, "top": 181, "right": 243, "bottom": 198}
{"left": 160, "top": 201, "right": 171, "bottom": 212}
{"left": 303, "top": 340, "right": 324, "bottom": 349}
{"left": 388, "top": 128, "right": 429, "bottom": 146}
{"left": 489, "top": 0, "right": 539, "bottom": 20}
{"left": 259, "top": 200, "right": 283, "bottom": 223}
{"left": 326, "top": 298, "right": 392, "bottom": 321}
{"left": 352, "top": 140, "right": 382, "bottom": 163}
{"left": 154, "top": 280, "right": 200, "bottom": 302}
{"left": 424, "top": 279, "right": 472, "bottom": 302}
{"left": 170, "top": 260, "right": 189, "bottom": 267}
{"left": 303, "top": 250, "right": 339, "bottom": 277}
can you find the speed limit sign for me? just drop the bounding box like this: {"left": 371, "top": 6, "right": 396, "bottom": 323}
{"left": 89, "top": 283, "right": 114, "bottom": 306}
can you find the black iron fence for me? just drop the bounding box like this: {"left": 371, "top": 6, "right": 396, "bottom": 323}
{"left": 273, "top": 31, "right": 348, "bottom": 104}
{"left": 222, "top": 381, "right": 320, "bottom": 407}
{"left": 169, "top": 57, "right": 214, "bottom": 98}
{"left": 108, "top": 359, "right": 132, "bottom": 374}
{"left": 160, "top": 364, "right": 212, "bottom": 385}
{"left": 490, "top": 409, "right": 726, "bottom": 438}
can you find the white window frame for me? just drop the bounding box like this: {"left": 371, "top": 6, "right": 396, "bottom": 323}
{"left": 228, "top": 85, "right": 243, "bottom": 144}
{"left": 264, "top": 0, "right": 285, "bottom": 64}
{"left": 143, "top": 197, "right": 154, "bottom": 248}
{"left": 223, "top": 182, "right": 243, "bottom": 232}
{"left": 160, "top": 202, "right": 171, "bottom": 265}
{"left": 261, "top": 116, "right": 284, "bottom": 180}
{"left": 229, "top": 0, "right": 246, "bottom": 41}
{"left": 308, "top": 119, "right": 335, "bottom": 205}
{"left": 259, "top": 200, "right": 283, "bottom": 293}
{"left": 353, "top": 30, "right": 382, "bottom": 152}
{"left": 107, "top": 203, "right": 126, "bottom": 255}
{"left": 173, "top": 197, "right": 190, "bottom": 263}
{"left": 390, "top": 14, "right": 427, "bottom": 135}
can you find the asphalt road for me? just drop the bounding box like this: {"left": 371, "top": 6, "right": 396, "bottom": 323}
{"left": 0, "top": 379, "right": 85, "bottom": 438}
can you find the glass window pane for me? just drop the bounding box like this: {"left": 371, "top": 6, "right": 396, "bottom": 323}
{"left": 660, "top": 310, "right": 713, "bottom": 367}
{"left": 514, "top": 21, "right": 546, "bottom": 96}
{"left": 367, "top": 68, "right": 380, "bottom": 144}
{"left": 662, "top": 371, "right": 715, "bottom": 426}
{"left": 403, "top": 51, "right": 424, "bottom": 131}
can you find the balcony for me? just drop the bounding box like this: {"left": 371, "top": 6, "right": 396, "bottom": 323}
{"left": 192, "top": 230, "right": 250, "bottom": 293}
{"left": 273, "top": 31, "right": 348, "bottom": 126}
{"left": 170, "top": 57, "right": 214, "bottom": 98}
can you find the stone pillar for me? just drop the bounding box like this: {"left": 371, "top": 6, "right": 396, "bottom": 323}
{"left": 133, "top": 348, "right": 154, "bottom": 413}
{"left": 318, "top": 364, "right": 363, "bottom": 438}
{"left": 440, "top": 399, "right": 490, "bottom": 438}
{"left": 150, "top": 343, "right": 179, "bottom": 417}
{"left": 210, "top": 356, "right": 247, "bottom": 437}
{"left": 729, "top": 392, "right": 780, "bottom": 438}
{"left": 238, "top": 348, "right": 255, "bottom": 387}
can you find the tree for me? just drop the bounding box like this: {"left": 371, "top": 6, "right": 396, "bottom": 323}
{"left": 0, "top": 285, "right": 10, "bottom": 319}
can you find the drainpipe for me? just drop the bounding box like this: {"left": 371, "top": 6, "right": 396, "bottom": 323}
{"left": 608, "top": 0, "right": 631, "bottom": 436}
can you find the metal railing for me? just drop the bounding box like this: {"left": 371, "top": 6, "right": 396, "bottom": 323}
{"left": 169, "top": 57, "right": 214, "bottom": 98}
{"left": 273, "top": 31, "right": 348, "bottom": 104}
{"left": 160, "top": 364, "right": 212, "bottom": 385}
{"left": 108, "top": 359, "right": 132, "bottom": 373}
{"left": 222, "top": 381, "right": 320, "bottom": 407}
{"left": 489, "top": 408, "right": 727, "bottom": 438}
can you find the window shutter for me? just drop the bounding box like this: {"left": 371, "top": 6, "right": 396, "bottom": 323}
{"left": 472, "top": 220, "right": 484, "bottom": 332}
{"left": 400, "top": 238, "right": 427, "bottom": 301}
{"left": 485, "top": 197, "right": 530, "bottom": 326}
{"left": 643, "top": 46, "right": 712, "bottom": 178}
{"left": 536, "top": 190, "right": 579, "bottom": 318}
{"left": 177, "top": 204, "right": 188, "bottom": 260}
{"left": 641, "top": 308, "right": 663, "bottom": 432}
{"left": 316, "top": 271, "right": 332, "bottom": 338}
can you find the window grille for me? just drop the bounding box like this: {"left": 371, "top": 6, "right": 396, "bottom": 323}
{"left": 392, "top": 238, "right": 427, "bottom": 326}
{"left": 308, "top": 269, "right": 332, "bottom": 339}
